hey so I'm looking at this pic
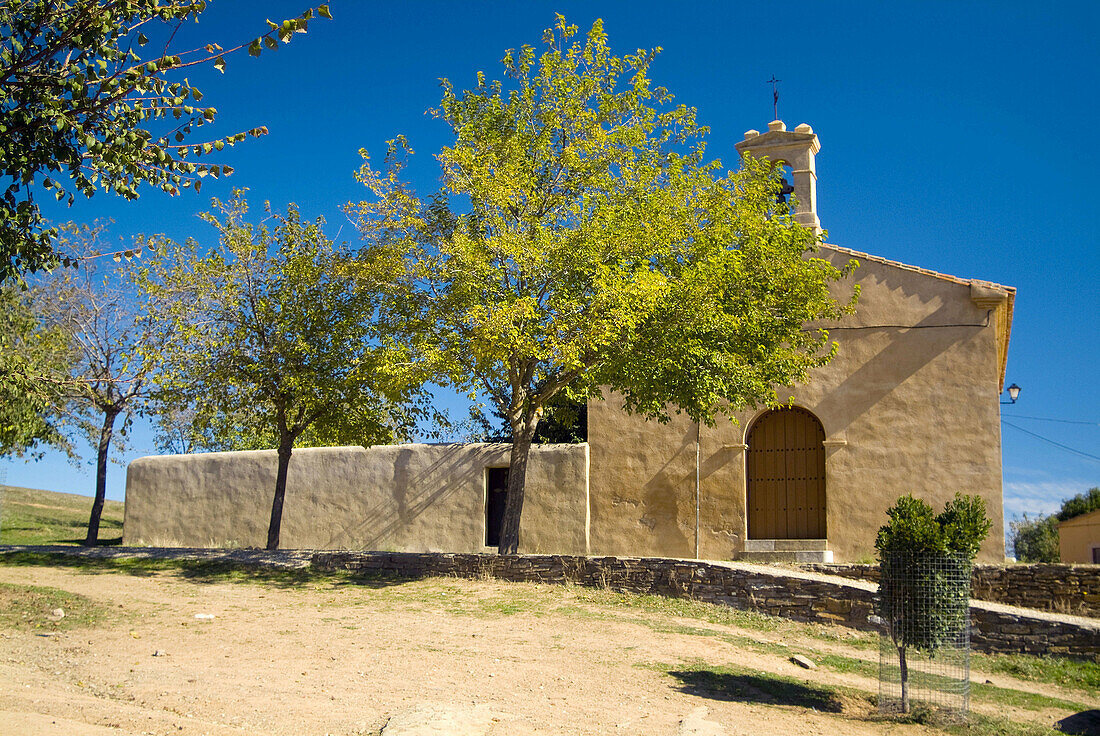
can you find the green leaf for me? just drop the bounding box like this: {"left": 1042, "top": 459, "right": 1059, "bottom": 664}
{"left": 348, "top": 16, "right": 858, "bottom": 552}
{"left": 0, "top": 0, "right": 365, "bottom": 285}
{"left": 318, "top": 5, "right": 332, "bottom": 19}
{"left": 137, "top": 194, "right": 427, "bottom": 544}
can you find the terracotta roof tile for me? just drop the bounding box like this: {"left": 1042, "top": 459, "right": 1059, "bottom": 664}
{"left": 822, "top": 243, "right": 1015, "bottom": 294}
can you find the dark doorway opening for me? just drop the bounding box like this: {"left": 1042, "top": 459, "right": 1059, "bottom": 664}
{"left": 485, "top": 467, "right": 509, "bottom": 547}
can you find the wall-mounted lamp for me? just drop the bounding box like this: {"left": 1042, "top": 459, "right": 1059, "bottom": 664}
{"left": 1001, "top": 383, "right": 1021, "bottom": 405}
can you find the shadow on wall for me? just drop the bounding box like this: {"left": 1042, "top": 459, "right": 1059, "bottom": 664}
{"left": 321, "top": 444, "right": 498, "bottom": 549}
{"left": 640, "top": 427, "right": 697, "bottom": 553}
{"left": 810, "top": 300, "right": 981, "bottom": 436}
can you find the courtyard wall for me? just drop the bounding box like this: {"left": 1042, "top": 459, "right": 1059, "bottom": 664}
{"left": 123, "top": 443, "right": 590, "bottom": 554}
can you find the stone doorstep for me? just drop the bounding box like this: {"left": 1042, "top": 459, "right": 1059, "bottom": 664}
{"left": 733, "top": 550, "right": 834, "bottom": 564}
{"left": 744, "top": 538, "right": 829, "bottom": 552}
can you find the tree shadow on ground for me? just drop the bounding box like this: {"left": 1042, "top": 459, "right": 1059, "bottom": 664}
{"left": 1057, "top": 710, "right": 1100, "bottom": 735}
{"left": 667, "top": 667, "right": 848, "bottom": 713}
{"left": 0, "top": 551, "right": 413, "bottom": 590}
{"left": 53, "top": 537, "right": 122, "bottom": 546}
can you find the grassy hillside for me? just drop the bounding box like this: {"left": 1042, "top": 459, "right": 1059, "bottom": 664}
{"left": 0, "top": 485, "right": 124, "bottom": 545}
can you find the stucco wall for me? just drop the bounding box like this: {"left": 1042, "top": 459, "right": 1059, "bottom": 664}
{"left": 123, "top": 443, "right": 589, "bottom": 554}
{"left": 1059, "top": 510, "right": 1100, "bottom": 564}
{"left": 588, "top": 248, "right": 1007, "bottom": 563}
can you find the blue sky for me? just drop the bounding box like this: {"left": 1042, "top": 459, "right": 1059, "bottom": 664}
{"left": 3, "top": 1, "right": 1098, "bottom": 537}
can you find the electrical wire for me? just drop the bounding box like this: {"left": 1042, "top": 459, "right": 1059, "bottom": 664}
{"left": 1002, "top": 414, "right": 1100, "bottom": 426}
{"left": 1001, "top": 420, "right": 1100, "bottom": 464}
{"left": 806, "top": 310, "right": 993, "bottom": 332}
{"left": 823, "top": 321, "right": 989, "bottom": 331}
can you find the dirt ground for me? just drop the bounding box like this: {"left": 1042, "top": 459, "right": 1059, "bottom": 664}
{"left": 0, "top": 563, "right": 1091, "bottom": 735}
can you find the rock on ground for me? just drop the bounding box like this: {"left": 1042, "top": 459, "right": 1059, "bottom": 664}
{"left": 381, "top": 704, "right": 500, "bottom": 736}
{"left": 677, "top": 706, "right": 728, "bottom": 736}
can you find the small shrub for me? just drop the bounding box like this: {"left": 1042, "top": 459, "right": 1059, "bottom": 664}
{"left": 875, "top": 493, "right": 991, "bottom": 556}
{"left": 875, "top": 493, "right": 991, "bottom": 715}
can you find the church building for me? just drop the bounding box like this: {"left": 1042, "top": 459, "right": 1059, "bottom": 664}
{"left": 124, "top": 121, "right": 1014, "bottom": 564}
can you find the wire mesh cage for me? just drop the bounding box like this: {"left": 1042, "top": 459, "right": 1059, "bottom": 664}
{"left": 876, "top": 550, "right": 972, "bottom": 719}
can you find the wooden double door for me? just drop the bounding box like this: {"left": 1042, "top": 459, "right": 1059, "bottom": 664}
{"left": 746, "top": 407, "right": 827, "bottom": 539}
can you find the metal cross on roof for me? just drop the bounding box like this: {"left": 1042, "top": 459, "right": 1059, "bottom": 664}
{"left": 767, "top": 75, "right": 781, "bottom": 120}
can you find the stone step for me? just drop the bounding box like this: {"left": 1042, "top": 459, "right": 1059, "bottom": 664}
{"left": 743, "top": 538, "right": 829, "bottom": 552}
{"left": 734, "top": 549, "right": 834, "bottom": 564}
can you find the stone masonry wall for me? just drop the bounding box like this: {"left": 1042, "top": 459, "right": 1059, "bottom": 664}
{"left": 311, "top": 552, "right": 1100, "bottom": 659}
{"left": 7, "top": 546, "right": 1092, "bottom": 659}
{"left": 801, "top": 563, "right": 1100, "bottom": 618}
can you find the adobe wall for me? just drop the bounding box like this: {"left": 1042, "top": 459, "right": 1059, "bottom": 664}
{"left": 588, "top": 248, "right": 1007, "bottom": 563}
{"left": 123, "top": 443, "right": 589, "bottom": 554}
{"left": 1059, "top": 510, "right": 1100, "bottom": 564}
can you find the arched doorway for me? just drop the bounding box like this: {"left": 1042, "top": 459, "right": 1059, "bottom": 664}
{"left": 746, "top": 407, "right": 826, "bottom": 539}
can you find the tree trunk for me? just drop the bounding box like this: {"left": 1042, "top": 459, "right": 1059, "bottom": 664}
{"left": 497, "top": 412, "right": 540, "bottom": 555}
{"left": 266, "top": 433, "right": 295, "bottom": 551}
{"left": 84, "top": 409, "right": 118, "bottom": 547}
{"left": 898, "top": 645, "right": 910, "bottom": 714}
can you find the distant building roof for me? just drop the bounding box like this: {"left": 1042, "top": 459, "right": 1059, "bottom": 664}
{"left": 1058, "top": 508, "right": 1100, "bottom": 528}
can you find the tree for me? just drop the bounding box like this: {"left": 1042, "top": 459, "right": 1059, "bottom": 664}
{"left": 31, "top": 221, "right": 173, "bottom": 545}
{"left": 0, "top": 283, "right": 70, "bottom": 457}
{"left": 875, "top": 494, "right": 991, "bottom": 714}
{"left": 1007, "top": 487, "right": 1100, "bottom": 563}
{"left": 351, "top": 16, "right": 857, "bottom": 554}
{"left": 466, "top": 391, "right": 588, "bottom": 444}
{"left": 1009, "top": 513, "right": 1059, "bottom": 563}
{"left": 0, "top": 0, "right": 330, "bottom": 283}
{"left": 1056, "top": 487, "right": 1100, "bottom": 522}
{"left": 140, "top": 192, "right": 432, "bottom": 550}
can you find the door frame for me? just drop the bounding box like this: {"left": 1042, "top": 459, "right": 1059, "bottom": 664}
{"left": 744, "top": 406, "right": 827, "bottom": 540}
